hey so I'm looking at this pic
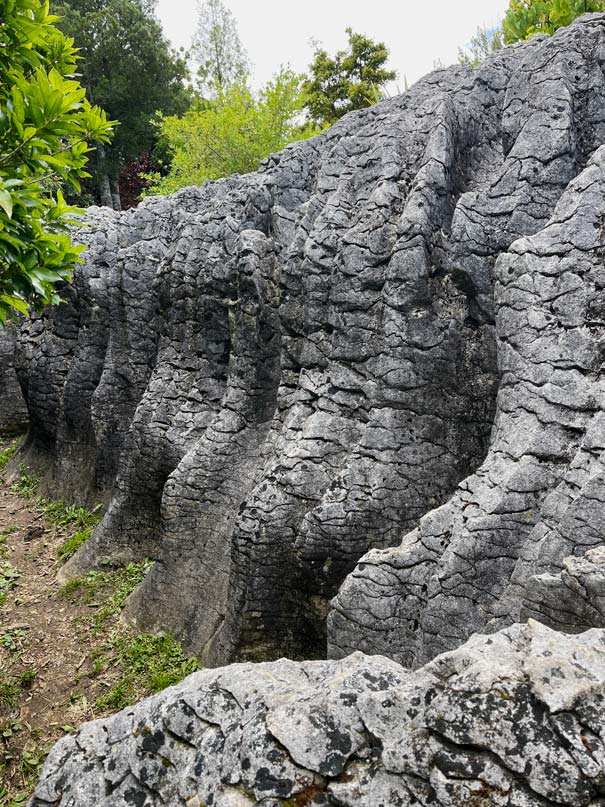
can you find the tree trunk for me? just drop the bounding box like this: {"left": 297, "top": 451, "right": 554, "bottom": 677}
{"left": 96, "top": 145, "right": 115, "bottom": 208}
{"left": 111, "top": 178, "right": 122, "bottom": 211}
{"left": 98, "top": 173, "right": 113, "bottom": 208}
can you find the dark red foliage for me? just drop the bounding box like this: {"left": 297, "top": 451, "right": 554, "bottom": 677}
{"left": 118, "top": 153, "right": 156, "bottom": 209}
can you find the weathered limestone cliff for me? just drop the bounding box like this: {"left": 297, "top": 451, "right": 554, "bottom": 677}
{"left": 8, "top": 11, "right": 605, "bottom": 806}
{"left": 12, "top": 14, "right": 605, "bottom": 668}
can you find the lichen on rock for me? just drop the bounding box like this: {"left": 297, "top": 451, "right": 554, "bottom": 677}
{"left": 29, "top": 621, "right": 605, "bottom": 806}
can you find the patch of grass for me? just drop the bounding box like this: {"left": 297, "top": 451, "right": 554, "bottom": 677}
{"left": 56, "top": 528, "right": 91, "bottom": 562}
{"left": 61, "top": 560, "right": 198, "bottom": 712}
{"left": 41, "top": 499, "right": 101, "bottom": 531}
{"left": 0, "top": 739, "right": 47, "bottom": 806}
{"left": 0, "top": 529, "right": 16, "bottom": 560}
{"left": 95, "top": 680, "right": 130, "bottom": 711}
{"left": 10, "top": 466, "right": 38, "bottom": 500}
{"left": 0, "top": 629, "right": 29, "bottom": 653}
{"left": 60, "top": 560, "right": 154, "bottom": 627}
{"left": 96, "top": 633, "right": 198, "bottom": 710}
{"left": 0, "top": 674, "right": 20, "bottom": 711}
{"left": 0, "top": 667, "right": 36, "bottom": 713}
{"left": 45, "top": 500, "right": 102, "bottom": 563}
{"left": 0, "top": 477, "right": 117, "bottom": 803}
{"left": 9, "top": 475, "right": 102, "bottom": 564}
{"left": 0, "top": 444, "right": 17, "bottom": 471}
{"left": 19, "top": 669, "right": 36, "bottom": 690}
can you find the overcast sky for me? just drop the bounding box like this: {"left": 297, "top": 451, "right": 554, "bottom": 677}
{"left": 156, "top": 0, "right": 510, "bottom": 91}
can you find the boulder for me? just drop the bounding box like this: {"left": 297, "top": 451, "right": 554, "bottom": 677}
{"left": 29, "top": 621, "right": 605, "bottom": 806}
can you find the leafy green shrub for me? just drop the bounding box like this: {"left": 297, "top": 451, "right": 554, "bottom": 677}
{"left": 0, "top": 0, "right": 113, "bottom": 322}
{"left": 503, "top": 0, "right": 605, "bottom": 42}
{"left": 147, "top": 69, "right": 318, "bottom": 195}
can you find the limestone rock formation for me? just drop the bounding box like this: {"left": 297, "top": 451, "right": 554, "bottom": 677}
{"left": 0, "top": 323, "right": 28, "bottom": 434}
{"left": 14, "top": 14, "right": 605, "bottom": 671}
{"left": 328, "top": 32, "right": 605, "bottom": 666}
{"left": 29, "top": 620, "right": 605, "bottom": 806}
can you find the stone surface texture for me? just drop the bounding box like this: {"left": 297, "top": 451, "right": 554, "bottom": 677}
{"left": 13, "top": 15, "right": 605, "bottom": 672}
{"left": 30, "top": 620, "right": 605, "bottom": 806}
{"left": 0, "top": 322, "right": 28, "bottom": 433}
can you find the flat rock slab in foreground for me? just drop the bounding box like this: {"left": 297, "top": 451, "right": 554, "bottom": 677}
{"left": 30, "top": 621, "right": 605, "bottom": 806}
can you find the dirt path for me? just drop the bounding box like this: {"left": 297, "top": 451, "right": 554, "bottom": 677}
{"left": 0, "top": 454, "right": 103, "bottom": 802}
{"left": 0, "top": 438, "right": 198, "bottom": 805}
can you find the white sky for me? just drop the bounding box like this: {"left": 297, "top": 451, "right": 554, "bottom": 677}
{"left": 156, "top": 0, "right": 510, "bottom": 91}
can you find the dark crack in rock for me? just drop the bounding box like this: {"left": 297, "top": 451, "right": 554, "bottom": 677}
{"left": 29, "top": 621, "right": 605, "bottom": 806}
{"left": 14, "top": 14, "right": 605, "bottom": 667}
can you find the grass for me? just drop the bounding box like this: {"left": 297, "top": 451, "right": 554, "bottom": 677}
{"left": 0, "top": 674, "right": 20, "bottom": 711}
{"left": 55, "top": 528, "right": 92, "bottom": 562}
{"left": 61, "top": 560, "right": 154, "bottom": 627}
{"left": 44, "top": 501, "right": 102, "bottom": 563}
{"left": 8, "top": 465, "right": 102, "bottom": 563}
{"left": 0, "top": 562, "right": 20, "bottom": 608}
{"left": 0, "top": 460, "right": 200, "bottom": 803}
{"left": 10, "top": 465, "right": 38, "bottom": 499}
{"left": 0, "top": 629, "right": 29, "bottom": 653}
{"left": 0, "top": 667, "right": 45, "bottom": 807}
{"left": 0, "top": 529, "right": 16, "bottom": 560}
{"left": 61, "top": 561, "right": 199, "bottom": 711}
{"left": 0, "top": 445, "right": 17, "bottom": 472}
{"left": 96, "top": 633, "right": 198, "bottom": 710}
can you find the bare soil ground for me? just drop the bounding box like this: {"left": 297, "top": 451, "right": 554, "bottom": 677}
{"left": 0, "top": 436, "right": 197, "bottom": 805}
{"left": 0, "top": 446, "right": 107, "bottom": 803}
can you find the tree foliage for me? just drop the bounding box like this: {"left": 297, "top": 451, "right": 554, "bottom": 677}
{"left": 53, "top": 0, "right": 190, "bottom": 206}
{"left": 0, "top": 0, "right": 113, "bottom": 324}
{"left": 503, "top": 0, "right": 605, "bottom": 42}
{"left": 303, "top": 28, "right": 396, "bottom": 127}
{"left": 191, "top": 0, "right": 249, "bottom": 97}
{"left": 458, "top": 25, "right": 504, "bottom": 67}
{"left": 147, "top": 69, "right": 317, "bottom": 194}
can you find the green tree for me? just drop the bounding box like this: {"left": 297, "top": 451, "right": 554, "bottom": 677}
{"left": 503, "top": 0, "right": 604, "bottom": 43}
{"left": 53, "top": 0, "right": 190, "bottom": 208}
{"left": 147, "top": 69, "right": 317, "bottom": 194}
{"left": 303, "top": 28, "right": 397, "bottom": 127}
{"left": 191, "top": 0, "right": 249, "bottom": 97}
{"left": 458, "top": 25, "right": 504, "bottom": 67}
{"left": 0, "top": 0, "right": 113, "bottom": 324}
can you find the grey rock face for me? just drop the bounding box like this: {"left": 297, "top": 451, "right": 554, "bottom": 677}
{"left": 15, "top": 14, "right": 605, "bottom": 667}
{"left": 328, "top": 32, "right": 605, "bottom": 666}
{"left": 30, "top": 620, "right": 605, "bottom": 806}
{"left": 0, "top": 323, "right": 28, "bottom": 434}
